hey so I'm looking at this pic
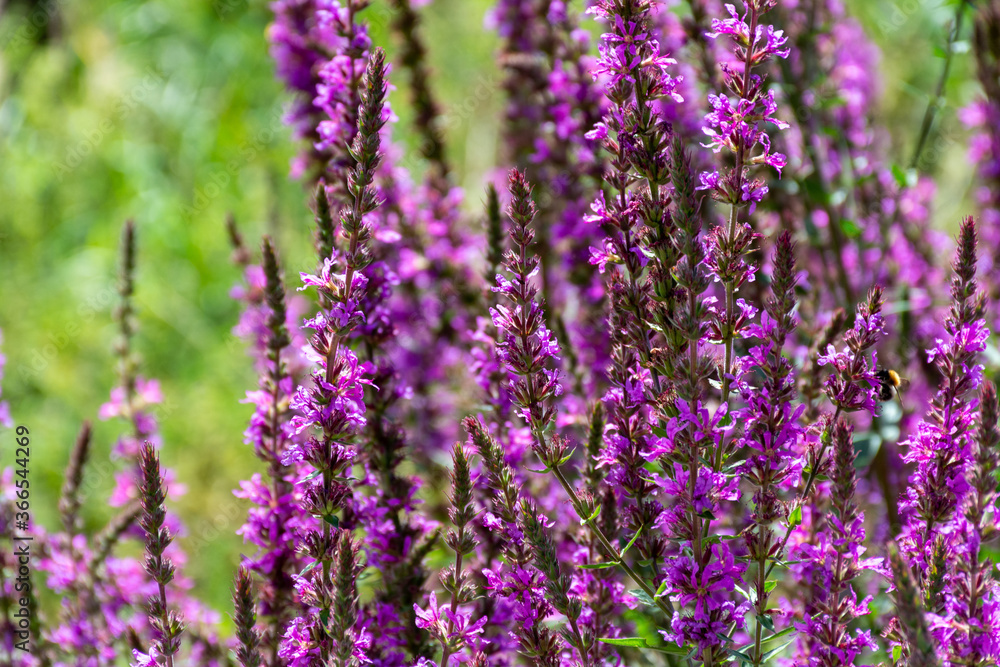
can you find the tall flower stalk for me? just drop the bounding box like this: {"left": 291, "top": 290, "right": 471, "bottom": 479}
{"left": 233, "top": 566, "right": 265, "bottom": 667}
{"left": 739, "top": 231, "right": 803, "bottom": 665}
{"left": 941, "top": 379, "right": 1000, "bottom": 664}
{"left": 279, "top": 47, "right": 390, "bottom": 666}
{"left": 892, "top": 217, "right": 995, "bottom": 665}
{"left": 794, "top": 419, "right": 881, "bottom": 665}
{"left": 232, "top": 236, "right": 305, "bottom": 665}
{"left": 482, "top": 170, "right": 588, "bottom": 664}
{"left": 465, "top": 415, "right": 562, "bottom": 666}
{"left": 897, "top": 218, "right": 987, "bottom": 597}
{"left": 415, "top": 442, "right": 486, "bottom": 667}
{"left": 699, "top": 0, "right": 789, "bottom": 430}
{"left": 585, "top": 0, "right": 684, "bottom": 594}
{"left": 134, "top": 443, "right": 184, "bottom": 667}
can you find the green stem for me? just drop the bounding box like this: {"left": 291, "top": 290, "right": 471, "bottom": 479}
{"left": 763, "top": 408, "right": 842, "bottom": 580}
{"left": 716, "top": 5, "right": 759, "bottom": 473}
{"left": 910, "top": 0, "right": 969, "bottom": 170}
{"left": 547, "top": 462, "right": 671, "bottom": 619}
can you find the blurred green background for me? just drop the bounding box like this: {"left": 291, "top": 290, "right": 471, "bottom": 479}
{"left": 0, "top": 0, "right": 983, "bottom": 617}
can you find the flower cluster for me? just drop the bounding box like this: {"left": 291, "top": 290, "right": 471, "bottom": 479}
{"left": 888, "top": 218, "right": 999, "bottom": 665}
{"left": 490, "top": 169, "right": 563, "bottom": 434}
{"left": 793, "top": 419, "right": 882, "bottom": 666}
{"left": 816, "top": 287, "right": 887, "bottom": 416}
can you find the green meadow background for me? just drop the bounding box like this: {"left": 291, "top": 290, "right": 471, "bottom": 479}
{"left": 0, "top": 0, "right": 981, "bottom": 619}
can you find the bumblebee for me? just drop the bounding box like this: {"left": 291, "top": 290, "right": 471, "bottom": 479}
{"left": 875, "top": 368, "right": 905, "bottom": 406}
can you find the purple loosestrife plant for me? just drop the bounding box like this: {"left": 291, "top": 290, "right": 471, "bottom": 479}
{"left": 415, "top": 442, "right": 487, "bottom": 666}
{"left": 938, "top": 380, "right": 1000, "bottom": 664}
{"left": 585, "top": 0, "right": 684, "bottom": 590}
{"left": 783, "top": 287, "right": 886, "bottom": 665}
{"left": 133, "top": 443, "right": 184, "bottom": 667}
{"left": 268, "top": 0, "right": 373, "bottom": 182}
{"left": 699, "top": 0, "right": 789, "bottom": 423}
{"left": 465, "top": 415, "right": 563, "bottom": 666}
{"left": 738, "top": 231, "right": 804, "bottom": 665}
{"left": 478, "top": 173, "right": 598, "bottom": 665}
{"left": 386, "top": 0, "right": 450, "bottom": 190}
{"left": 30, "top": 222, "right": 228, "bottom": 667}
{"left": 234, "top": 566, "right": 265, "bottom": 667}
{"left": 279, "top": 47, "right": 390, "bottom": 667}
{"left": 231, "top": 235, "right": 309, "bottom": 666}
{"left": 492, "top": 0, "right": 609, "bottom": 390}
{"left": 99, "top": 221, "right": 170, "bottom": 511}
{"left": 793, "top": 419, "right": 882, "bottom": 666}
{"left": 491, "top": 169, "right": 564, "bottom": 439}
{"left": 897, "top": 218, "right": 987, "bottom": 593}
{"left": 891, "top": 217, "right": 996, "bottom": 665}
{"left": 587, "top": 3, "right": 754, "bottom": 661}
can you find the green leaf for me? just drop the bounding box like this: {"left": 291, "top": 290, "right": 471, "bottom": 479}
{"left": 581, "top": 503, "right": 602, "bottom": 526}
{"left": 322, "top": 514, "right": 340, "bottom": 529}
{"left": 893, "top": 645, "right": 903, "bottom": 662}
{"left": 839, "top": 218, "right": 861, "bottom": 238}
{"left": 597, "top": 637, "right": 648, "bottom": 648}
{"left": 891, "top": 163, "right": 909, "bottom": 188}
{"left": 645, "top": 644, "right": 692, "bottom": 656}
{"left": 726, "top": 648, "right": 754, "bottom": 664}
{"left": 761, "top": 638, "right": 796, "bottom": 661}
{"left": 756, "top": 613, "right": 774, "bottom": 631}
{"left": 630, "top": 588, "right": 656, "bottom": 607}
{"left": 762, "top": 626, "right": 796, "bottom": 642}
{"left": 557, "top": 447, "right": 578, "bottom": 466}
{"left": 579, "top": 561, "right": 618, "bottom": 570}
{"left": 620, "top": 527, "right": 643, "bottom": 557}
{"left": 697, "top": 509, "right": 717, "bottom": 521}
{"left": 789, "top": 505, "right": 803, "bottom": 527}
{"left": 764, "top": 580, "right": 778, "bottom": 594}
{"left": 598, "top": 636, "right": 690, "bottom": 656}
